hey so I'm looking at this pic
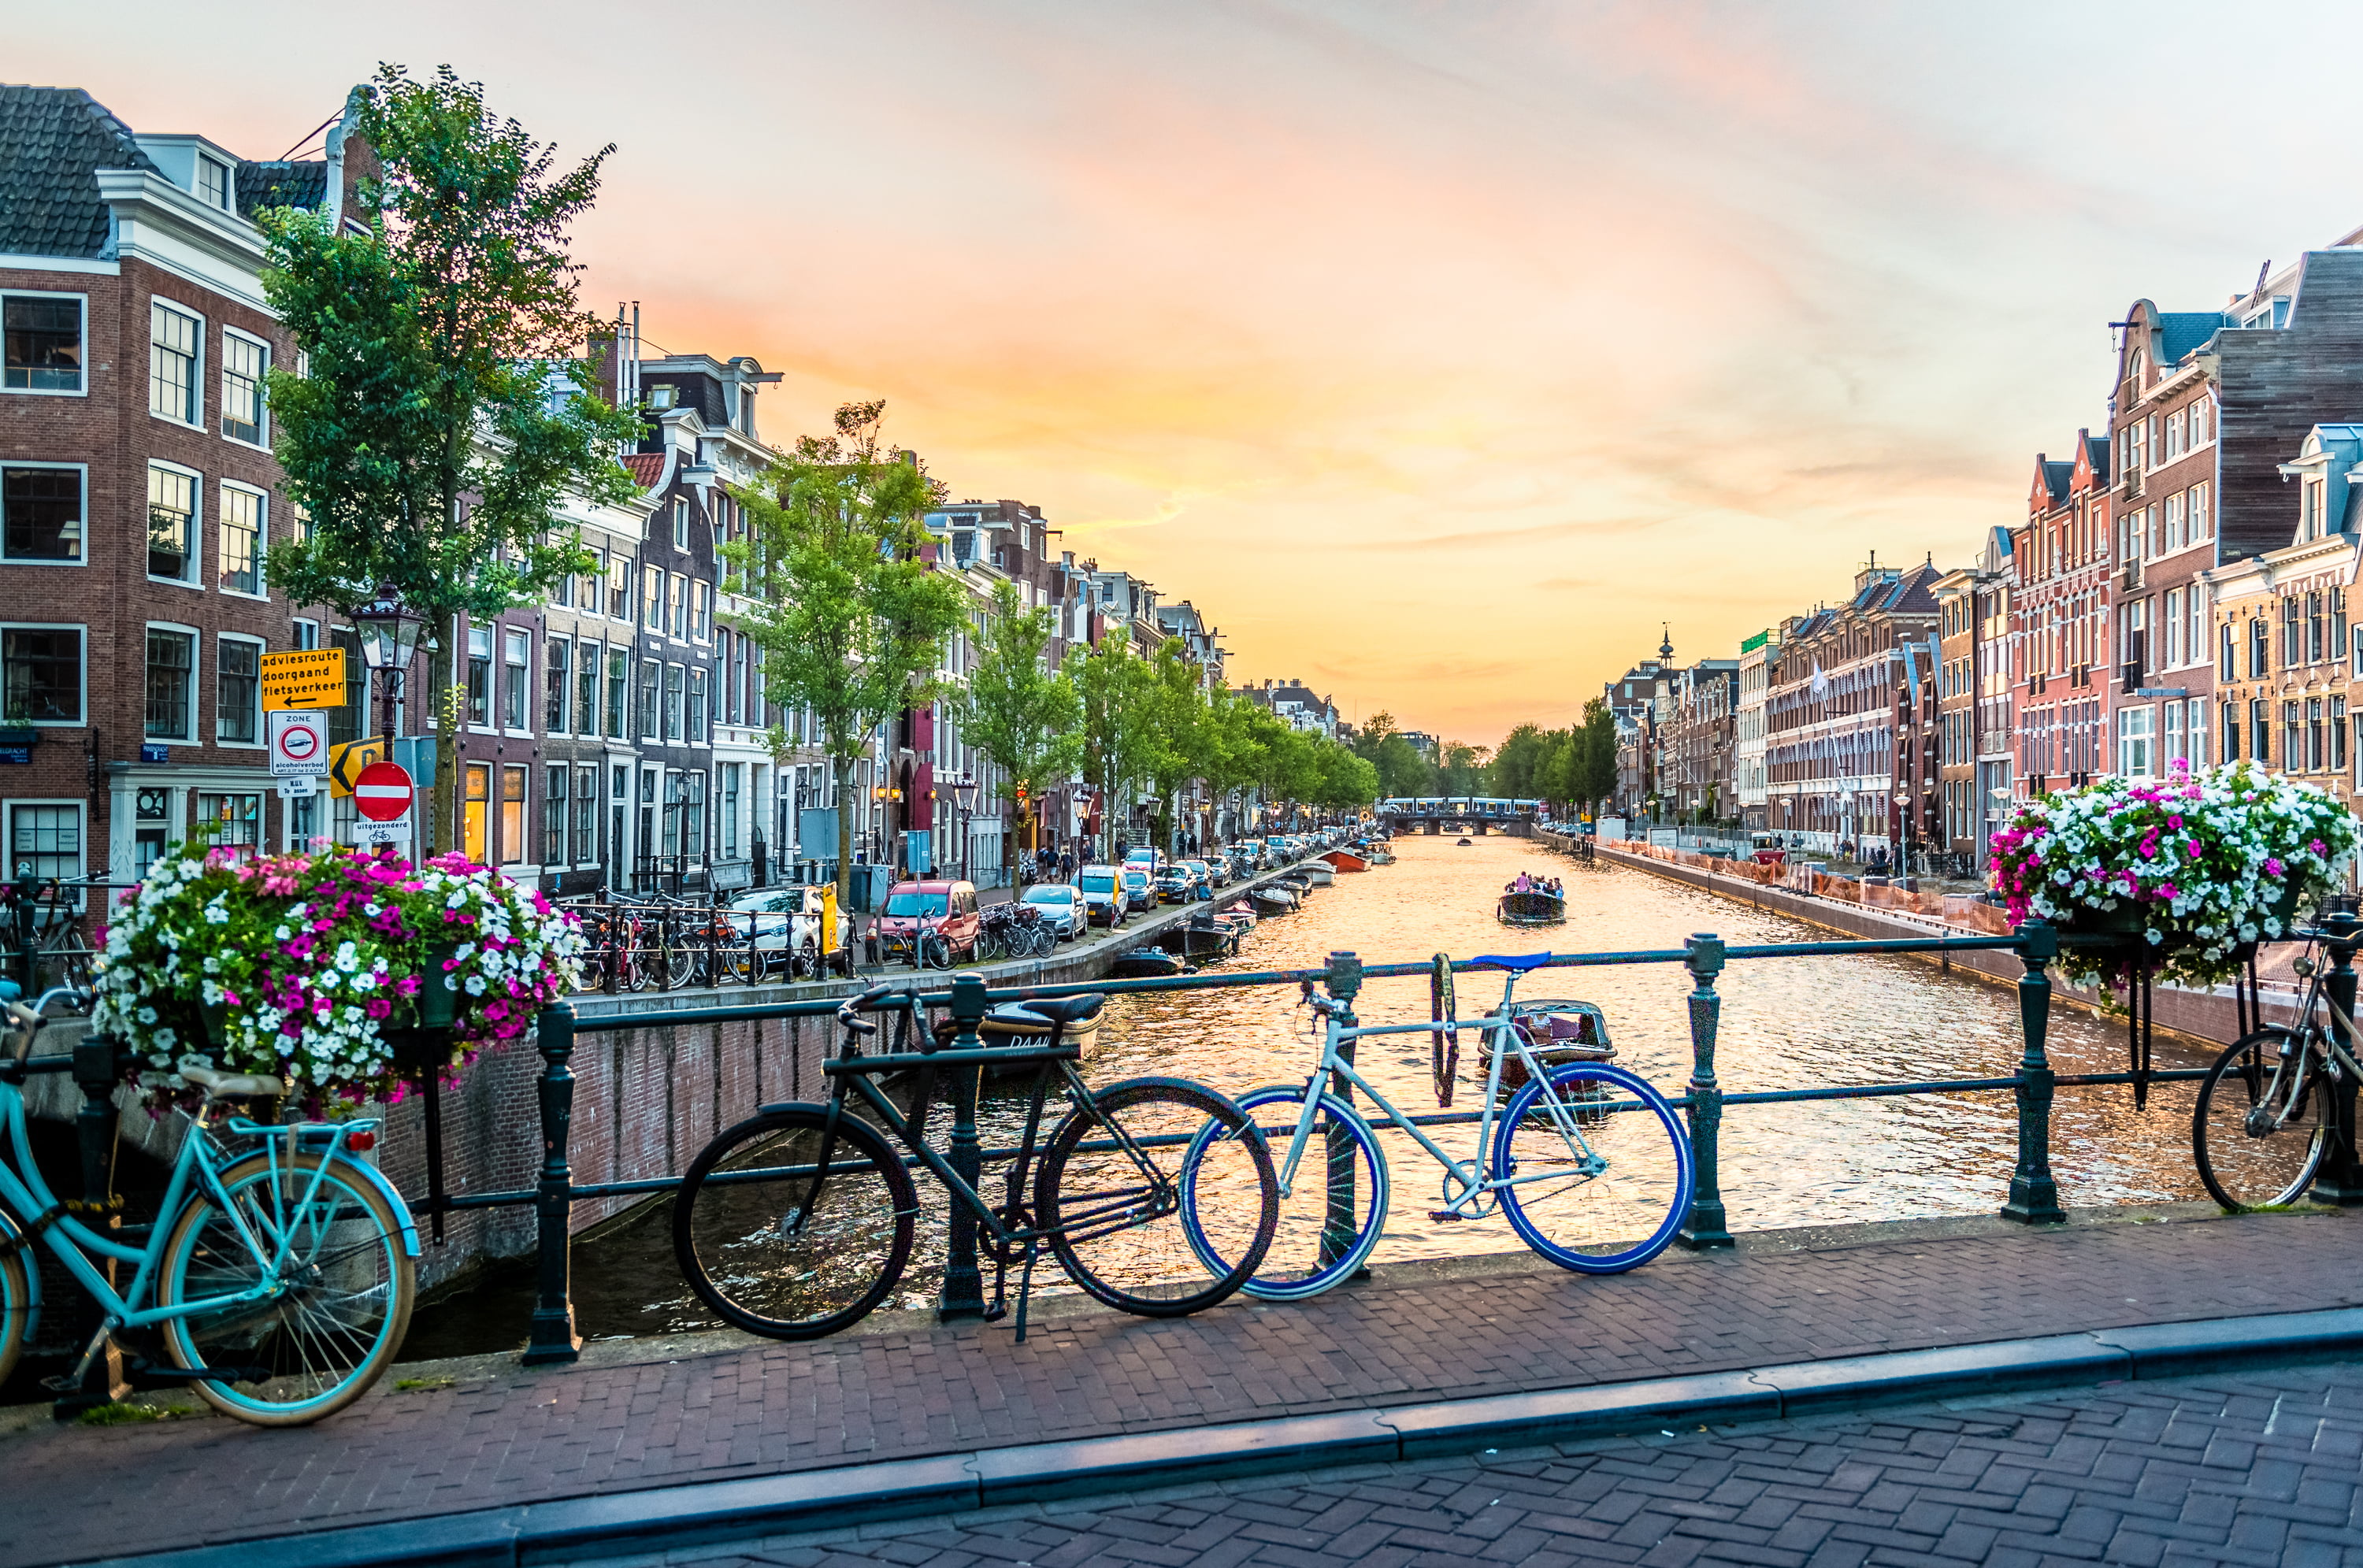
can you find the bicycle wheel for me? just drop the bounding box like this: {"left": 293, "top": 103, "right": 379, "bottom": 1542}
{"left": 1493, "top": 1063, "right": 1691, "bottom": 1273}
{"left": 673, "top": 1105, "right": 917, "bottom": 1340}
{"left": 920, "top": 932, "right": 952, "bottom": 970}
{"left": 1184, "top": 1082, "right": 1386, "bottom": 1300}
{"left": 665, "top": 940, "right": 697, "bottom": 989}
{"left": 0, "top": 1207, "right": 32, "bottom": 1392}
{"left": 157, "top": 1148, "right": 414, "bottom": 1425}
{"left": 2194, "top": 1029, "right": 2328, "bottom": 1210}
{"left": 1038, "top": 1077, "right": 1277, "bottom": 1316}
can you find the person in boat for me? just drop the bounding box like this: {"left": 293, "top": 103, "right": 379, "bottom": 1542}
{"left": 1512, "top": 872, "right": 1534, "bottom": 893}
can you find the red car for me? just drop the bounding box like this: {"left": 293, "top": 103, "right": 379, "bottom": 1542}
{"left": 874, "top": 879, "right": 983, "bottom": 964}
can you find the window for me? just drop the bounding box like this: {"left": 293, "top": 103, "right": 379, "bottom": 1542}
{"left": 647, "top": 384, "right": 677, "bottom": 410}
{"left": 639, "top": 659, "right": 660, "bottom": 739}
{"left": 2188, "top": 482, "right": 2210, "bottom": 541}
{"left": 501, "top": 765, "right": 528, "bottom": 865}
{"left": 722, "top": 629, "right": 740, "bottom": 724}
{"left": 217, "top": 484, "right": 263, "bottom": 595}
{"left": 290, "top": 499, "right": 312, "bottom": 546}
{"left": 144, "top": 628, "right": 196, "bottom": 740}
{"left": 578, "top": 547, "right": 603, "bottom": 612}
{"left": 216, "top": 636, "right": 261, "bottom": 744}
{"left": 688, "top": 666, "right": 708, "bottom": 742}
{"left": 149, "top": 300, "right": 201, "bottom": 424}
{"left": 466, "top": 624, "right": 492, "bottom": 726}
{"left": 664, "top": 662, "right": 684, "bottom": 741}
{"left": 545, "top": 765, "right": 568, "bottom": 865}
{"left": 2116, "top": 705, "right": 2153, "bottom": 780}
{"left": 2186, "top": 587, "right": 2202, "bottom": 669}
{"left": 684, "top": 769, "right": 707, "bottom": 862}
{"left": 503, "top": 627, "right": 529, "bottom": 730}
{"left": 7, "top": 803, "right": 81, "bottom": 883}
{"left": 2163, "top": 700, "right": 2184, "bottom": 769}
{"left": 668, "top": 573, "right": 686, "bottom": 639}
{"left": 2222, "top": 698, "right": 2241, "bottom": 763}
{"left": 721, "top": 762, "right": 740, "bottom": 858}
{"left": 2251, "top": 617, "right": 2270, "bottom": 679}
{"left": 2283, "top": 598, "right": 2302, "bottom": 666}
{"left": 570, "top": 642, "right": 597, "bottom": 734}
{"left": 2309, "top": 699, "right": 2326, "bottom": 772}
{"left": 3, "top": 293, "right": 83, "bottom": 393}
{"left": 2164, "top": 492, "right": 2185, "bottom": 554}
{"left": 2165, "top": 408, "right": 2186, "bottom": 461}
{"left": 2, "top": 465, "right": 83, "bottom": 563}
{"left": 2, "top": 626, "right": 82, "bottom": 725}
{"left": 196, "top": 154, "right": 231, "bottom": 210}
{"left": 2161, "top": 588, "right": 2183, "bottom": 667}
{"left": 2284, "top": 701, "right": 2302, "bottom": 773}
{"left": 147, "top": 464, "right": 198, "bottom": 582}
{"left": 692, "top": 580, "right": 712, "bottom": 642}
{"left": 221, "top": 332, "right": 267, "bottom": 444}
{"left": 2252, "top": 698, "right": 2270, "bottom": 765}
{"left": 642, "top": 564, "right": 664, "bottom": 629}
{"left": 463, "top": 763, "right": 490, "bottom": 864}
{"left": 2309, "top": 594, "right": 2327, "bottom": 664}
{"left": 573, "top": 765, "right": 596, "bottom": 863}
{"left": 606, "top": 648, "right": 628, "bottom": 738}
{"left": 291, "top": 618, "right": 319, "bottom": 651}
{"left": 2334, "top": 698, "right": 2349, "bottom": 774}
{"left": 2305, "top": 479, "right": 2327, "bottom": 539}
{"left": 195, "top": 791, "right": 259, "bottom": 858}
{"left": 326, "top": 625, "right": 365, "bottom": 745}
{"left": 608, "top": 555, "right": 631, "bottom": 619}
{"left": 672, "top": 498, "right": 691, "bottom": 550}
{"left": 2335, "top": 591, "right": 2350, "bottom": 671}
{"left": 545, "top": 638, "right": 569, "bottom": 732}
{"left": 2219, "top": 621, "right": 2235, "bottom": 681}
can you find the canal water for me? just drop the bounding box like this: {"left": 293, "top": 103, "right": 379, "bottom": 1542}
{"left": 402, "top": 832, "right": 2213, "bottom": 1359}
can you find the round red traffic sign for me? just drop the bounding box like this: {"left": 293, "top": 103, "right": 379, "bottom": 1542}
{"left": 354, "top": 760, "right": 414, "bottom": 823}
{"left": 276, "top": 724, "right": 321, "bottom": 764}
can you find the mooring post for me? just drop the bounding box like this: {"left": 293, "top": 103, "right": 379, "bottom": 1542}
{"left": 2309, "top": 901, "right": 2363, "bottom": 1206}
{"left": 2001, "top": 919, "right": 2066, "bottom": 1224}
{"left": 1319, "top": 950, "right": 1367, "bottom": 1276}
{"left": 1676, "top": 932, "right": 1734, "bottom": 1251}
{"left": 523, "top": 1002, "right": 584, "bottom": 1365}
{"left": 938, "top": 973, "right": 990, "bottom": 1318}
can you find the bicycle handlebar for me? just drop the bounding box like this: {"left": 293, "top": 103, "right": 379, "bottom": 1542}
{"left": 836, "top": 981, "right": 895, "bottom": 1037}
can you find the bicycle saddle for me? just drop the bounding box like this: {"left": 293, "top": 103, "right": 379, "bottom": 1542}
{"left": 175, "top": 1062, "right": 290, "bottom": 1100}
{"left": 1470, "top": 952, "right": 1552, "bottom": 973}
{"left": 1008, "top": 994, "right": 1104, "bottom": 1026}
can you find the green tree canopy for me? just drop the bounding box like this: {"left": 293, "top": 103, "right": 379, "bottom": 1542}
{"left": 957, "top": 579, "right": 1083, "bottom": 880}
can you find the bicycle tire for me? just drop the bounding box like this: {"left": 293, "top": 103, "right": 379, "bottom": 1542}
{"left": 920, "top": 933, "right": 952, "bottom": 970}
{"left": 0, "top": 1207, "right": 32, "bottom": 1393}
{"left": 665, "top": 942, "right": 697, "bottom": 989}
{"left": 2194, "top": 1029, "right": 2328, "bottom": 1210}
{"left": 1493, "top": 1063, "right": 1691, "bottom": 1273}
{"left": 1037, "top": 1077, "right": 1277, "bottom": 1316}
{"left": 673, "top": 1105, "right": 917, "bottom": 1340}
{"left": 1183, "top": 1082, "right": 1386, "bottom": 1301}
{"left": 157, "top": 1148, "right": 415, "bottom": 1425}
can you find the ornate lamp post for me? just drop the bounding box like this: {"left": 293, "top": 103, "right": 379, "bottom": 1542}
{"left": 352, "top": 583, "right": 424, "bottom": 750}
{"left": 951, "top": 774, "right": 977, "bottom": 883}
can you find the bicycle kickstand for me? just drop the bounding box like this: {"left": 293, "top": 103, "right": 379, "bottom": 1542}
{"left": 1011, "top": 1241, "right": 1043, "bottom": 1344}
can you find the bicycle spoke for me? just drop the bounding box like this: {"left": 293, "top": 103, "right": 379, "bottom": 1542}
{"left": 1495, "top": 1066, "right": 1691, "bottom": 1273}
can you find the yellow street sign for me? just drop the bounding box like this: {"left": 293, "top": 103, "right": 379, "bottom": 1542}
{"left": 328, "top": 737, "right": 386, "bottom": 798}
{"left": 262, "top": 648, "right": 347, "bottom": 712}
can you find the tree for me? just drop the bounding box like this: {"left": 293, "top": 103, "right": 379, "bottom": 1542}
{"left": 1074, "top": 632, "right": 1161, "bottom": 859}
{"left": 1145, "top": 644, "right": 1213, "bottom": 852}
{"left": 1575, "top": 699, "right": 1619, "bottom": 817}
{"left": 260, "top": 65, "right": 642, "bottom": 854}
{"left": 957, "top": 580, "right": 1082, "bottom": 882}
{"left": 1439, "top": 742, "right": 1491, "bottom": 795}
{"left": 1491, "top": 723, "right": 1548, "bottom": 798}
{"left": 725, "top": 402, "right": 969, "bottom": 907}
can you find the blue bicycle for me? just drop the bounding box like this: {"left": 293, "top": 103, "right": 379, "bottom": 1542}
{"left": 0, "top": 984, "right": 418, "bottom": 1424}
{"left": 1182, "top": 953, "right": 1693, "bottom": 1299}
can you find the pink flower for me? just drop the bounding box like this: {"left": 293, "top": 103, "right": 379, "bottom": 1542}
{"left": 2265, "top": 857, "right": 2287, "bottom": 878}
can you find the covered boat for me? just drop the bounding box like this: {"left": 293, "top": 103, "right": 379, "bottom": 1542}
{"left": 1497, "top": 887, "right": 1567, "bottom": 925}
{"left": 1249, "top": 886, "right": 1298, "bottom": 916}
{"left": 1110, "top": 947, "right": 1193, "bottom": 978}
{"left": 1322, "top": 849, "right": 1369, "bottom": 872}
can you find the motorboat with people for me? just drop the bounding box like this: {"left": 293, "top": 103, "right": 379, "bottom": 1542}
{"left": 1497, "top": 870, "right": 1566, "bottom": 925}
{"left": 1475, "top": 997, "right": 1615, "bottom": 1095}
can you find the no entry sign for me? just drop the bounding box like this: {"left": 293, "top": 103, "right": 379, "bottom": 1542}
{"left": 267, "top": 710, "right": 328, "bottom": 777}
{"left": 354, "top": 761, "right": 414, "bottom": 821}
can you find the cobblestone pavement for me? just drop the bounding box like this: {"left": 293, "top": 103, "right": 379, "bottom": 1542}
{"left": 6, "top": 1211, "right": 2362, "bottom": 1566}
{"left": 614, "top": 1360, "right": 2363, "bottom": 1568}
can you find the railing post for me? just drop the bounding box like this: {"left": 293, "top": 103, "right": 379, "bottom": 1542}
{"left": 2308, "top": 903, "right": 2363, "bottom": 1206}
{"left": 937, "top": 973, "right": 989, "bottom": 1319}
{"left": 54, "top": 1028, "right": 128, "bottom": 1415}
{"left": 2001, "top": 919, "right": 2066, "bottom": 1224}
{"left": 1676, "top": 932, "right": 1733, "bottom": 1251}
{"left": 1320, "top": 950, "right": 1367, "bottom": 1277}
{"left": 522, "top": 1002, "right": 584, "bottom": 1365}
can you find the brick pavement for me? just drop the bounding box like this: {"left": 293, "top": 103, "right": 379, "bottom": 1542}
{"left": 6, "top": 1210, "right": 2362, "bottom": 1567}
{"left": 640, "top": 1359, "right": 2363, "bottom": 1566}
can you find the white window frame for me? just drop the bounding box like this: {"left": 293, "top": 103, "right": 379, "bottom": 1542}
{"left": 6, "top": 799, "right": 86, "bottom": 886}
{"left": 214, "top": 632, "right": 266, "bottom": 748}
{"left": 1, "top": 622, "right": 87, "bottom": 727}
{"left": 219, "top": 326, "right": 271, "bottom": 449}
{"left": 146, "top": 460, "right": 203, "bottom": 588}
{"left": 503, "top": 625, "right": 532, "bottom": 736}
{"left": 2117, "top": 703, "right": 2155, "bottom": 780}
{"left": 195, "top": 154, "right": 232, "bottom": 212}
{"left": 148, "top": 298, "right": 204, "bottom": 428}
{"left": 216, "top": 480, "right": 267, "bottom": 599}
{"left": 2, "top": 289, "right": 89, "bottom": 398}
{"left": 0, "top": 461, "right": 88, "bottom": 567}
{"left": 143, "top": 621, "right": 201, "bottom": 743}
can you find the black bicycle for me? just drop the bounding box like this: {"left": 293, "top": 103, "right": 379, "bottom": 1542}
{"left": 673, "top": 984, "right": 1281, "bottom": 1340}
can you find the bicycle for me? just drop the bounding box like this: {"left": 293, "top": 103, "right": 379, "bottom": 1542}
{"left": 0, "top": 984, "right": 418, "bottom": 1424}
{"left": 0, "top": 875, "right": 102, "bottom": 992}
{"left": 672, "top": 982, "right": 1281, "bottom": 1340}
{"left": 1180, "top": 951, "right": 1693, "bottom": 1299}
{"left": 2193, "top": 921, "right": 2363, "bottom": 1209}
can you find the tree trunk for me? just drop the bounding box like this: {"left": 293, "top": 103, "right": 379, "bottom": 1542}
{"left": 833, "top": 754, "right": 855, "bottom": 911}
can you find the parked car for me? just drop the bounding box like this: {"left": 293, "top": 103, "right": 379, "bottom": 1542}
{"left": 1120, "top": 865, "right": 1158, "bottom": 913}
{"left": 1077, "top": 865, "right": 1129, "bottom": 927}
{"left": 725, "top": 886, "right": 825, "bottom": 978}
{"left": 874, "top": 879, "right": 982, "bottom": 962}
{"left": 1177, "top": 860, "right": 1215, "bottom": 899}
{"left": 1019, "top": 881, "right": 1089, "bottom": 940}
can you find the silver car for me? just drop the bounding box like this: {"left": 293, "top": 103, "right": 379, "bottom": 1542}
{"left": 1019, "top": 882, "right": 1089, "bottom": 940}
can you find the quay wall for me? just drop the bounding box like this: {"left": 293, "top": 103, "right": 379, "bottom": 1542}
{"left": 1548, "top": 834, "right": 2269, "bottom": 1051}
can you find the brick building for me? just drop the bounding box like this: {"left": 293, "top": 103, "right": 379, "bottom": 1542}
{"left": 2011, "top": 433, "right": 2114, "bottom": 798}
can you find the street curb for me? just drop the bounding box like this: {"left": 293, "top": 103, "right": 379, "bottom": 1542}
{"left": 72, "top": 1305, "right": 2363, "bottom": 1568}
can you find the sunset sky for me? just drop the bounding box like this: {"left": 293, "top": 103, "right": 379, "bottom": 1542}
{"left": 23, "top": 2, "right": 2363, "bottom": 745}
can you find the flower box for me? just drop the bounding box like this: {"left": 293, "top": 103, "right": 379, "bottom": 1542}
{"left": 95, "top": 846, "right": 583, "bottom": 1114}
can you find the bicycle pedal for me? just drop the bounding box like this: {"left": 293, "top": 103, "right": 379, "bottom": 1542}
{"left": 1426, "top": 1209, "right": 1463, "bottom": 1222}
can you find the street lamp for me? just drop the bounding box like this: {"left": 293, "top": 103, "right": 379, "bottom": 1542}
{"left": 352, "top": 583, "right": 423, "bottom": 749}
{"left": 951, "top": 774, "right": 977, "bottom": 883}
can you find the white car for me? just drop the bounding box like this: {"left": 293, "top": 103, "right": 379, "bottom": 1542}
{"left": 1020, "top": 882, "right": 1089, "bottom": 940}
{"left": 1076, "top": 865, "right": 1129, "bottom": 927}
{"left": 725, "top": 887, "right": 825, "bottom": 978}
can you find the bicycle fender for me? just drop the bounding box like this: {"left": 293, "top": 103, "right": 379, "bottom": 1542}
{"left": 0, "top": 1205, "right": 43, "bottom": 1343}
{"left": 333, "top": 1155, "right": 421, "bottom": 1259}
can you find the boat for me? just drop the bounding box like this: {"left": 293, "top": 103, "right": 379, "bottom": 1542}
{"left": 1497, "top": 887, "right": 1567, "bottom": 926}
{"left": 1217, "top": 898, "right": 1258, "bottom": 931}
{"left": 948, "top": 999, "right": 1106, "bottom": 1075}
{"left": 1475, "top": 999, "right": 1616, "bottom": 1095}
{"left": 1302, "top": 862, "right": 1336, "bottom": 887}
{"left": 1456, "top": 836, "right": 1474, "bottom": 847}
{"left": 1322, "top": 850, "right": 1370, "bottom": 873}
{"left": 1249, "top": 887, "right": 1298, "bottom": 917}
{"left": 1111, "top": 947, "right": 1193, "bottom": 979}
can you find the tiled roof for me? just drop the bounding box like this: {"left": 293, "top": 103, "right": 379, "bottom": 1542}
{"left": 2085, "top": 435, "right": 2110, "bottom": 480}
{"left": 2041, "top": 459, "right": 2072, "bottom": 504}
{"left": 237, "top": 159, "right": 328, "bottom": 218}
{"left": 2157, "top": 311, "right": 2224, "bottom": 365}
{"left": 621, "top": 453, "right": 666, "bottom": 489}
{"left": 0, "top": 83, "right": 156, "bottom": 258}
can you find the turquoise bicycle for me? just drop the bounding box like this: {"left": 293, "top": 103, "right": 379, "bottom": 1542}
{"left": 1182, "top": 952, "right": 1693, "bottom": 1299}
{"left": 0, "top": 984, "right": 418, "bottom": 1425}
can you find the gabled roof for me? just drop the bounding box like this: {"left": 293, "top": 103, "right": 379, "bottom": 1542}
{"left": 0, "top": 83, "right": 158, "bottom": 258}
{"left": 621, "top": 452, "right": 669, "bottom": 490}
{"left": 2157, "top": 311, "right": 2225, "bottom": 365}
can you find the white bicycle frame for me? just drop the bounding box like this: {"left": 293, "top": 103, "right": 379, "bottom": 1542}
{"left": 1274, "top": 968, "right": 1608, "bottom": 1218}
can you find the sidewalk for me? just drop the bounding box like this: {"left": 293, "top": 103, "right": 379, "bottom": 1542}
{"left": 10, "top": 1206, "right": 2362, "bottom": 1567}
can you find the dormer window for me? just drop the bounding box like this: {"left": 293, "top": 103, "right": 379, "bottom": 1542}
{"left": 647, "top": 385, "right": 677, "bottom": 410}
{"left": 196, "top": 155, "right": 231, "bottom": 211}
{"left": 737, "top": 387, "right": 754, "bottom": 434}
{"left": 2304, "top": 478, "right": 2327, "bottom": 539}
